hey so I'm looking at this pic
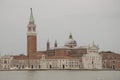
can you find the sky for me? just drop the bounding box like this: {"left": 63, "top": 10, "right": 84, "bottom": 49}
{"left": 0, "top": 0, "right": 120, "bottom": 55}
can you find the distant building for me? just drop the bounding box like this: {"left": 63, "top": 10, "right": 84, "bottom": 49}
{"left": 0, "top": 55, "right": 13, "bottom": 70}
{"left": 0, "top": 8, "right": 120, "bottom": 70}
{"left": 100, "top": 51, "right": 120, "bottom": 70}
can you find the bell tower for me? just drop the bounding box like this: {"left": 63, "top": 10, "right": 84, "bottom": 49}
{"left": 46, "top": 39, "right": 50, "bottom": 50}
{"left": 27, "top": 8, "right": 37, "bottom": 56}
{"left": 54, "top": 40, "right": 57, "bottom": 48}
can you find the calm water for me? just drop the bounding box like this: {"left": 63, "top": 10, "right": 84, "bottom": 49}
{"left": 0, "top": 70, "right": 120, "bottom": 80}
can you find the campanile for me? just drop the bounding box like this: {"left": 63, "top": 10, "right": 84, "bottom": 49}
{"left": 27, "top": 8, "right": 37, "bottom": 56}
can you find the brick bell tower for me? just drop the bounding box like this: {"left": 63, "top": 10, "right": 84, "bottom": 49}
{"left": 27, "top": 8, "right": 37, "bottom": 57}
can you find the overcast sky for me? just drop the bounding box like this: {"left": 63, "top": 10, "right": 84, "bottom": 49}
{"left": 0, "top": 0, "right": 120, "bottom": 55}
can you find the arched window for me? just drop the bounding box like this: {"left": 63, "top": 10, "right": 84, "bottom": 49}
{"left": 22, "top": 65, "right": 24, "bottom": 69}
{"left": 113, "top": 61, "right": 115, "bottom": 64}
{"left": 112, "top": 65, "right": 115, "bottom": 70}
{"left": 50, "top": 65, "right": 52, "bottom": 69}
{"left": 33, "top": 27, "right": 35, "bottom": 31}
{"left": 4, "top": 60, "right": 7, "bottom": 64}
{"left": 16, "top": 65, "right": 19, "bottom": 68}
{"left": 31, "top": 65, "right": 34, "bottom": 69}
{"left": 63, "top": 65, "right": 65, "bottom": 69}
{"left": 28, "top": 27, "right": 31, "bottom": 31}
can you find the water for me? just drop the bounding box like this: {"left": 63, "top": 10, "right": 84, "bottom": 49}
{"left": 0, "top": 70, "right": 120, "bottom": 80}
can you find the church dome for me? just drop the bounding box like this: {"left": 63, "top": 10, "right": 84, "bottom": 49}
{"left": 64, "top": 33, "right": 77, "bottom": 48}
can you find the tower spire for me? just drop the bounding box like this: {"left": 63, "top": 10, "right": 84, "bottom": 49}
{"left": 69, "top": 32, "right": 73, "bottom": 39}
{"left": 29, "top": 8, "right": 34, "bottom": 24}
{"left": 54, "top": 40, "right": 58, "bottom": 48}
{"left": 47, "top": 39, "right": 50, "bottom": 50}
{"left": 27, "top": 8, "right": 36, "bottom": 34}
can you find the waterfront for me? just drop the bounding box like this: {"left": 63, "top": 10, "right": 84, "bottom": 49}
{"left": 0, "top": 71, "right": 120, "bottom": 80}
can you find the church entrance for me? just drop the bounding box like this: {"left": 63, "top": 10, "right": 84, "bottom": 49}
{"left": 31, "top": 65, "right": 34, "bottom": 69}
{"left": 62, "top": 65, "right": 65, "bottom": 69}
{"left": 22, "top": 65, "right": 24, "bottom": 69}
{"left": 50, "top": 65, "right": 52, "bottom": 69}
{"left": 112, "top": 65, "right": 115, "bottom": 70}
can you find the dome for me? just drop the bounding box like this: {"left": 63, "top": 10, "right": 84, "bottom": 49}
{"left": 64, "top": 33, "right": 77, "bottom": 48}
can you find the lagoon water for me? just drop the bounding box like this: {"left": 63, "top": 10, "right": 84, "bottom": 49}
{"left": 0, "top": 71, "right": 120, "bottom": 80}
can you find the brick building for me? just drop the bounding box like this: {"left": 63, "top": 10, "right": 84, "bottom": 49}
{"left": 100, "top": 51, "right": 120, "bottom": 70}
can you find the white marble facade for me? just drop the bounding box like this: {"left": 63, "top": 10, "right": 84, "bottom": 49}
{"left": 82, "top": 42, "right": 102, "bottom": 69}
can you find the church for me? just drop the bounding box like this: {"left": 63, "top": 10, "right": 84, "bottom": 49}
{"left": 0, "top": 8, "right": 120, "bottom": 70}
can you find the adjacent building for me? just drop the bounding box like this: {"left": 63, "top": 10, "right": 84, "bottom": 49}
{"left": 100, "top": 51, "right": 120, "bottom": 70}
{"left": 0, "top": 55, "right": 13, "bottom": 70}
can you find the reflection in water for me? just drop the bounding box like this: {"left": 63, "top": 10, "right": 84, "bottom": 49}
{"left": 0, "top": 71, "right": 120, "bottom": 80}
{"left": 26, "top": 71, "right": 38, "bottom": 80}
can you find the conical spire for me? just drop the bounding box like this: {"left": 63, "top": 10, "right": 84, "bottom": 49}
{"left": 54, "top": 40, "right": 58, "bottom": 47}
{"left": 69, "top": 33, "right": 73, "bottom": 39}
{"left": 27, "top": 8, "right": 36, "bottom": 35}
{"left": 29, "top": 8, "right": 34, "bottom": 24}
{"left": 47, "top": 39, "right": 50, "bottom": 50}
